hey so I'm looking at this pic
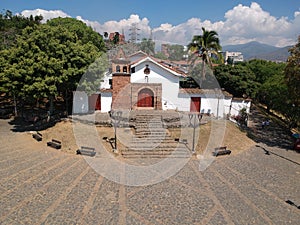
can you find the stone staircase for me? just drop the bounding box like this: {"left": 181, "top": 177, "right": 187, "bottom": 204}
{"left": 121, "top": 111, "right": 191, "bottom": 158}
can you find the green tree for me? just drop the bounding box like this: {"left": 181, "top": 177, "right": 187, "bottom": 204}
{"left": 0, "top": 10, "right": 42, "bottom": 50}
{"left": 113, "top": 32, "right": 120, "bottom": 45}
{"left": 78, "top": 52, "right": 109, "bottom": 95}
{"left": 285, "top": 36, "right": 300, "bottom": 127}
{"left": 188, "top": 27, "right": 222, "bottom": 86}
{"left": 246, "top": 59, "right": 285, "bottom": 84}
{"left": 154, "top": 52, "right": 168, "bottom": 60}
{"left": 258, "top": 73, "right": 287, "bottom": 110}
{"left": 139, "top": 38, "right": 155, "bottom": 55}
{"left": 214, "top": 64, "right": 259, "bottom": 98}
{"left": 168, "top": 44, "right": 185, "bottom": 61}
{"left": 103, "top": 32, "right": 108, "bottom": 41}
{"left": 47, "top": 17, "right": 105, "bottom": 51}
{"left": 0, "top": 23, "right": 104, "bottom": 115}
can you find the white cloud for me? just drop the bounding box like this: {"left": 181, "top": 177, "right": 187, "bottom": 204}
{"left": 219, "top": 2, "right": 294, "bottom": 46}
{"left": 20, "top": 2, "right": 300, "bottom": 48}
{"left": 21, "top": 9, "right": 70, "bottom": 22}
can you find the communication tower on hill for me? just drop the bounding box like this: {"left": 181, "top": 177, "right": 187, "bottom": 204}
{"left": 129, "top": 23, "right": 140, "bottom": 43}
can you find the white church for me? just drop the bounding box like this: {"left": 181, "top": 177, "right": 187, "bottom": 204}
{"left": 73, "top": 50, "right": 250, "bottom": 118}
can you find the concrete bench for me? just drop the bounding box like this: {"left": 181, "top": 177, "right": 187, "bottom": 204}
{"left": 47, "top": 139, "right": 61, "bottom": 149}
{"left": 212, "top": 146, "right": 231, "bottom": 156}
{"left": 76, "top": 146, "right": 96, "bottom": 157}
{"left": 32, "top": 132, "right": 42, "bottom": 142}
{"left": 175, "top": 138, "right": 188, "bottom": 144}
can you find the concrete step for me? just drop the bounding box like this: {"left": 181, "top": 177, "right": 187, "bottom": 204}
{"left": 131, "top": 135, "right": 173, "bottom": 140}
{"left": 134, "top": 132, "right": 167, "bottom": 136}
{"left": 120, "top": 112, "right": 191, "bottom": 158}
{"left": 128, "top": 144, "right": 187, "bottom": 150}
{"left": 133, "top": 136, "right": 173, "bottom": 140}
{"left": 121, "top": 151, "right": 191, "bottom": 158}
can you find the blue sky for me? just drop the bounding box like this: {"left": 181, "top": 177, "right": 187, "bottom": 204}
{"left": 2, "top": 1, "right": 300, "bottom": 47}
{"left": 2, "top": 0, "right": 298, "bottom": 27}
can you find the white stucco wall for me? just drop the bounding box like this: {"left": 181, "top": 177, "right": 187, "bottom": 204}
{"left": 73, "top": 91, "right": 89, "bottom": 114}
{"left": 203, "top": 96, "right": 232, "bottom": 118}
{"left": 177, "top": 92, "right": 232, "bottom": 118}
{"left": 224, "top": 98, "right": 232, "bottom": 116}
{"left": 230, "top": 100, "right": 251, "bottom": 116}
{"left": 100, "top": 92, "right": 112, "bottom": 112}
{"left": 100, "top": 73, "right": 112, "bottom": 89}
{"left": 131, "top": 60, "right": 182, "bottom": 110}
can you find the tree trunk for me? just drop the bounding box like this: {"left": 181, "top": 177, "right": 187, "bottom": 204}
{"left": 13, "top": 93, "right": 18, "bottom": 116}
{"left": 49, "top": 96, "right": 54, "bottom": 115}
{"left": 65, "top": 90, "right": 69, "bottom": 116}
{"left": 201, "top": 59, "right": 206, "bottom": 87}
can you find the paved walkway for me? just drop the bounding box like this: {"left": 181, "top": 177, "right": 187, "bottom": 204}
{"left": 0, "top": 110, "right": 300, "bottom": 224}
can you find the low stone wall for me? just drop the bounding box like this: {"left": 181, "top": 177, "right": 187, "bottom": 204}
{"left": 71, "top": 110, "right": 211, "bottom": 128}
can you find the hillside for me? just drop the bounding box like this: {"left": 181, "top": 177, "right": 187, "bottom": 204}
{"left": 223, "top": 41, "right": 290, "bottom": 61}
{"left": 252, "top": 46, "right": 291, "bottom": 62}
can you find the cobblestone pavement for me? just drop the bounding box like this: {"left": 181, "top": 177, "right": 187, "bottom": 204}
{"left": 0, "top": 117, "right": 299, "bottom": 225}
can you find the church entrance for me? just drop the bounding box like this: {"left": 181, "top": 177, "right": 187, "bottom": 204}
{"left": 137, "top": 88, "right": 154, "bottom": 107}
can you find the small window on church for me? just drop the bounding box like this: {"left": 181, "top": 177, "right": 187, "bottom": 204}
{"left": 116, "top": 65, "right": 120, "bottom": 72}
{"left": 109, "top": 79, "right": 112, "bottom": 88}
{"left": 131, "top": 67, "right": 135, "bottom": 73}
{"left": 145, "top": 75, "right": 149, "bottom": 83}
{"left": 123, "top": 66, "right": 127, "bottom": 73}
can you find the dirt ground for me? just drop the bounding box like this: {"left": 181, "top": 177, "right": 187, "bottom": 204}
{"left": 169, "top": 120, "right": 255, "bottom": 155}
{"left": 34, "top": 119, "right": 112, "bottom": 153}
{"left": 39, "top": 118, "right": 255, "bottom": 156}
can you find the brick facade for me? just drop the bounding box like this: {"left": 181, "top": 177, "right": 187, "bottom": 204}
{"left": 112, "top": 74, "right": 131, "bottom": 109}
{"left": 112, "top": 80, "right": 162, "bottom": 110}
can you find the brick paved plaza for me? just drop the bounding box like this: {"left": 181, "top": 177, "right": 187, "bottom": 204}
{"left": 0, "top": 114, "right": 299, "bottom": 224}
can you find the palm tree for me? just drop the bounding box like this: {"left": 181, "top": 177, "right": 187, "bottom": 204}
{"left": 113, "top": 32, "right": 120, "bottom": 45}
{"left": 103, "top": 32, "right": 108, "bottom": 40}
{"left": 188, "top": 27, "right": 222, "bottom": 86}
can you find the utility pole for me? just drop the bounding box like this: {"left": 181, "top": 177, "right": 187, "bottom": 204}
{"left": 188, "top": 113, "right": 202, "bottom": 153}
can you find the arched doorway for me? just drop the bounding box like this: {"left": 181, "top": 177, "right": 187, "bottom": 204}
{"left": 137, "top": 88, "right": 154, "bottom": 107}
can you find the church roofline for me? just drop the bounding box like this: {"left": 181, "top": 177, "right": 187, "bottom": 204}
{"left": 131, "top": 56, "right": 186, "bottom": 77}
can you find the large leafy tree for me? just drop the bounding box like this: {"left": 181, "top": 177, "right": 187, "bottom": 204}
{"left": 214, "top": 64, "right": 259, "bottom": 98}
{"left": 113, "top": 32, "right": 120, "bottom": 45}
{"left": 0, "top": 10, "right": 42, "bottom": 50}
{"left": 258, "top": 73, "right": 289, "bottom": 113}
{"left": 246, "top": 59, "right": 285, "bottom": 84}
{"left": 285, "top": 36, "right": 300, "bottom": 127}
{"left": 139, "top": 38, "right": 155, "bottom": 55}
{"left": 168, "top": 44, "right": 185, "bottom": 61}
{"left": 47, "top": 17, "right": 105, "bottom": 51}
{"left": 0, "top": 21, "right": 105, "bottom": 115}
{"left": 188, "top": 27, "right": 222, "bottom": 86}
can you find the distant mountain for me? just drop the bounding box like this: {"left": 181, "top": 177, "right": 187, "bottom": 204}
{"left": 252, "top": 46, "right": 291, "bottom": 62}
{"left": 223, "top": 41, "right": 291, "bottom": 62}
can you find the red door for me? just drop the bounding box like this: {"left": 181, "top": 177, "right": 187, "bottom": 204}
{"left": 137, "top": 89, "right": 154, "bottom": 107}
{"left": 89, "top": 94, "right": 101, "bottom": 111}
{"left": 190, "top": 97, "right": 201, "bottom": 112}
{"left": 95, "top": 95, "right": 101, "bottom": 110}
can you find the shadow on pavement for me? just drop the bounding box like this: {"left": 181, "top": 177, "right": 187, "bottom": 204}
{"left": 8, "top": 112, "right": 65, "bottom": 132}
{"left": 256, "top": 144, "right": 300, "bottom": 166}
{"left": 247, "top": 104, "right": 295, "bottom": 150}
